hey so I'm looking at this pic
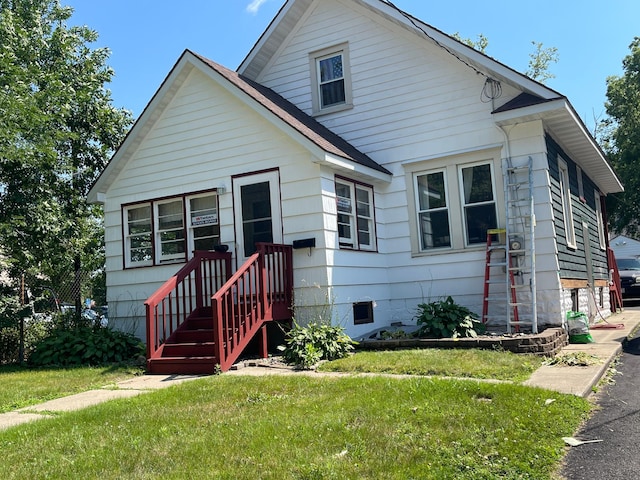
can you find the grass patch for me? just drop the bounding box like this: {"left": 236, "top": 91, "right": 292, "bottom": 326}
{"left": 318, "top": 348, "right": 545, "bottom": 382}
{"left": 0, "top": 364, "right": 144, "bottom": 413}
{"left": 0, "top": 375, "right": 589, "bottom": 479}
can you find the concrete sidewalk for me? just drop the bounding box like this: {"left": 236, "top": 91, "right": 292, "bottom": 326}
{"left": 524, "top": 309, "right": 640, "bottom": 396}
{"left": 2, "top": 310, "right": 639, "bottom": 432}
{"left": 0, "top": 374, "right": 205, "bottom": 431}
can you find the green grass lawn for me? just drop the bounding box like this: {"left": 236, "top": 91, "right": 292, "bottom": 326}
{"left": 0, "top": 374, "right": 589, "bottom": 479}
{"left": 319, "top": 348, "right": 545, "bottom": 382}
{"left": 0, "top": 364, "right": 144, "bottom": 413}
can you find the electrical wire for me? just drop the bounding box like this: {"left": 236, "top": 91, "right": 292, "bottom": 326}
{"left": 481, "top": 77, "right": 502, "bottom": 103}
{"left": 382, "top": 0, "right": 487, "bottom": 77}
{"left": 381, "top": 1, "right": 502, "bottom": 104}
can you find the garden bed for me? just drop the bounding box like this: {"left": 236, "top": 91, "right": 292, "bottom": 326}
{"left": 357, "top": 327, "right": 567, "bottom": 356}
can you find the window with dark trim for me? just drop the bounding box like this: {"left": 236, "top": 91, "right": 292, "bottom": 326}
{"left": 335, "top": 177, "right": 376, "bottom": 251}
{"left": 123, "top": 190, "right": 220, "bottom": 268}
{"left": 415, "top": 170, "right": 451, "bottom": 250}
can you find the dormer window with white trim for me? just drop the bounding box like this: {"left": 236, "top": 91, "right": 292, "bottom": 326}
{"left": 310, "top": 43, "right": 353, "bottom": 115}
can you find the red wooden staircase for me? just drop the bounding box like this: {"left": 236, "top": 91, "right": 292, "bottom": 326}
{"left": 145, "top": 244, "right": 293, "bottom": 374}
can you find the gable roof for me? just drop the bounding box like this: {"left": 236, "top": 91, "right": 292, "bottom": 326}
{"left": 191, "top": 52, "right": 390, "bottom": 176}
{"left": 239, "top": 0, "right": 622, "bottom": 195}
{"left": 88, "top": 49, "right": 390, "bottom": 203}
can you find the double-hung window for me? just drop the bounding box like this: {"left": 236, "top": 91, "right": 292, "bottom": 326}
{"left": 125, "top": 205, "right": 153, "bottom": 266}
{"left": 594, "top": 190, "right": 606, "bottom": 250}
{"left": 409, "top": 150, "right": 502, "bottom": 254}
{"left": 123, "top": 191, "right": 220, "bottom": 268}
{"left": 156, "top": 200, "right": 185, "bottom": 263}
{"left": 558, "top": 157, "right": 576, "bottom": 248}
{"left": 187, "top": 194, "right": 219, "bottom": 252}
{"left": 459, "top": 163, "right": 497, "bottom": 245}
{"left": 335, "top": 177, "right": 376, "bottom": 251}
{"left": 310, "top": 44, "right": 352, "bottom": 115}
{"left": 415, "top": 170, "right": 451, "bottom": 249}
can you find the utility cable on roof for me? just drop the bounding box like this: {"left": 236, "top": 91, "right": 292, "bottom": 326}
{"left": 382, "top": 0, "right": 489, "bottom": 79}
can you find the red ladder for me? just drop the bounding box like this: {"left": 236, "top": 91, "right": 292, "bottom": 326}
{"left": 482, "top": 229, "right": 520, "bottom": 330}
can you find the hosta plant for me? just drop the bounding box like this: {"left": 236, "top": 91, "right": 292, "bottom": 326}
{"left": 415, "top": 296, "right": 486, "bottom": 339}
{"left": 279, "top": 321, "right": 356, "bottom": 369}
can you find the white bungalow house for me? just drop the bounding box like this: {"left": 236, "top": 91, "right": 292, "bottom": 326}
{"left": 88, "top": 0, "right": 622, "bottom": 373}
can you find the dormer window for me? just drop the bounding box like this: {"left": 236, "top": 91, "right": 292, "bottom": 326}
{"left": 310, "top": 43, "right": 352, "bottom": 115}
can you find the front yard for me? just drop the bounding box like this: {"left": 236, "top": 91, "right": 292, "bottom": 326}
{"left": 0, "top": 351, "right": 589, "bottom": 479}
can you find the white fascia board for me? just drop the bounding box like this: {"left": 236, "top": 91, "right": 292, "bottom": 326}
{"left": 87, "top": 55, "right": 195, "bottom": 203}
{"left": 492, "top": 98, "right": 568, "bottom": 126}
{"left": 493, "top": 97, "right": 623, "bottom": 194}
{"left": 316, "top": 153, "right": 392, "bottom": 184}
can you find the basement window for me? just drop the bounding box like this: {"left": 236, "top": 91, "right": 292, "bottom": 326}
{"left": 353, "top": 301, "right": 374, "bottom": 325}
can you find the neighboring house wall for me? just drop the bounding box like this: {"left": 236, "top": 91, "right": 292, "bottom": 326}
{"left": 610, "top": 235, "right": 640, "bottom": 259}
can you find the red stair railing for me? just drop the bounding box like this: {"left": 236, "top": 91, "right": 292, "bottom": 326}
{"left": 608, "top": 247, "right": 623, "bottom": 312}
{"left": 145, "top": 251, "right": 232, "bottom": 360}
{"left": 213, "top": 243, "right": 293, "bottom": 371}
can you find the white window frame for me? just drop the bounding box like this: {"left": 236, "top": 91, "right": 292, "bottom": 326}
{"left": 124, "top": 204, "right": 153, "bottom": 268}
{"left": 404, "top": 147, "right": 504, "bottom": 256}
{"left": 155, "top": 199, "right": 186, "bottom": 264}
{"left": 594, "top": 190, "right": 606, "bottom": 250}
{"left": 310, "top": 43, "right": 353, "bottom": 115}
{"left": 186, "top": 193, "right": 220, "bottom": 254}
{"left": 335, "top": 177, "right": 376, "bottom": 251}
{"left": 458, "top": 161, "right": 498, "bottom": 247}
{"left": 576, "top": 166, "right": 585, "bottom": 201}
{"left": 558, "top": 156, "right": 577, "bottom": 249}
{"left": 414, "top": 169, "right": 452, "bottom": 251}
{"left": 123, "top": 190, "right": 220, "bottom": 269}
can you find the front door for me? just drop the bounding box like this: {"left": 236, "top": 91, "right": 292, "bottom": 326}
{"left": 233, "top": 170, "right": 283, "bottom": 263}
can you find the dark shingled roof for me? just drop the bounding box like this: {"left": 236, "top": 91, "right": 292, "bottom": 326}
{"left": 191, "top": 51, "right": 391, "bottom": 176}
{"left": 492, "top": 92, "right": 560, "bottom": 114}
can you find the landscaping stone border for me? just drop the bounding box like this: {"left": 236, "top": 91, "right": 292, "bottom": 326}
{"left": 357, "top": 327, "right": 568, "bottom": 356}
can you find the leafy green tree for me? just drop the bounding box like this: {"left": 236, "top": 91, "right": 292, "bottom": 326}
{"left": 452, "top": 34, "right": 558, "bottom": 84}
{"left": 0, "top": 0, "right": 131, "bottom": 304}
{"left": 453, "top": 32, "right": 489, "bottom": 53}
{"left": 525, "top": 41, "right": 559, "bottom": 83}
{"left": 604, "top": 37, "right": 640, "bottom": 235}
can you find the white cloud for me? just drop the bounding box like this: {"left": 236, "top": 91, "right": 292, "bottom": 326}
{"left": 246, "top": 0, "right": 268, "bottom": 15}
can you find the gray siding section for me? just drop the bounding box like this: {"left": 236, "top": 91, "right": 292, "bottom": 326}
{"left": 546, "top": 135, "right": 608, "bottom": 280}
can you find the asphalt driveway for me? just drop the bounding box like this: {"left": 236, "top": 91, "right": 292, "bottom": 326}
{"left": 561, "top": 311, "right": 640, "bottom": 479}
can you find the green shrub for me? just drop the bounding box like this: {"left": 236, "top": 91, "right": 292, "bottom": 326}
{"left": 415, "top": 296, "right": 486, "bottom": 339}
{"left": 279, "top": 321, "right": 356, "bottom": 369}
{"left": 28, "top": 324, "right": 144, "bottom": 367}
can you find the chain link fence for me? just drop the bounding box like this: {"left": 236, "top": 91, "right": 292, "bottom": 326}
{"left": 0, "top": 268, "right": 106, "bottom": 365}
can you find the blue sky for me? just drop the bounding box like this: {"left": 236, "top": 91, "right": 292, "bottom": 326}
{"left": 66, "top": 0, "right": 638, "bottom": 132}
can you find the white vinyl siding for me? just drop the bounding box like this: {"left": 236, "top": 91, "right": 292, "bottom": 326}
{"left": 558, "top": 157, "right": 576, "bottom": 249}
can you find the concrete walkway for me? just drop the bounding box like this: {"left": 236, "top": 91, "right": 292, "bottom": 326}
{"left": 2, "top": 310, "right": 639, "bottom": 432}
